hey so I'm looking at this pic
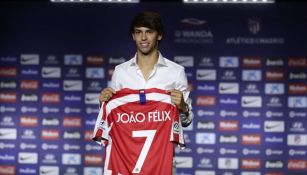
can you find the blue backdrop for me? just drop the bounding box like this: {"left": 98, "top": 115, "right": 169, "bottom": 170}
{"left": 0, "top": 2, "right": 307, "bottom": 175}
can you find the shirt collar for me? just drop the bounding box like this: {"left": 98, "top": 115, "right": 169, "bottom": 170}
{"left": 129, "top": 52, "right": 168, "bottom": 67}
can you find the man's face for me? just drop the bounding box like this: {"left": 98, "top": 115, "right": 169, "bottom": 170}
{"left": 132, "top": 27, "right": 162, "bottom": 55}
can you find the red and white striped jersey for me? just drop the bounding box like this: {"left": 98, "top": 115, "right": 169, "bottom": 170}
{"left": 93, "top": 88, "right": 184, "bottom": 175}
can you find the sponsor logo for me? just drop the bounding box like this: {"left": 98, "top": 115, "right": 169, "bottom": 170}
{"left": 62, "top": 153, "right": 81, "bottom": 165}
{"left": 265, "top": 160, "right": 283, "bottom": 168}
{"left": 196, "top": 96, "right": 216, "bottom": 106}
{"left": 264, "top": 121, "right": 285, "bottom": 132}
{"left": 174, "top": 56, "right": 194, "bottom": 67}
{"left": 20, "top": 80, "right": 39, "bottom": 90}
{"left": 19, "top": 116, "right": 38, "bottom": 127}
{"left": 63, "top": 117, "right": 81, "bottom": 127}
{"left": 198, "top": 57, "right": 214, "bottom": 67}
{"left": 0, "top": 57, "right": 17, "bottom": 62}
{"left": 219, "top": 148, "right": 237, "bottom": 155}
{"left": 174, "top": 157, "right": 193, "bottom": 168}
{"left": 42, "top": 93, "right": 60, "bottom": 103}
{"left": 64, "top": 107, "right": 81, "bottom": 114}
{"left": 20, "top": 68, "right": 38, "bottom": 76}
{"left": 243, "top": 83, "right": 260, "bottom": 94}
{"left": 44, "top": 55, "right": 59, "bottom": 65}
{"left": 242, "top": 57, "right": 261, "bottom": 68}
{"left": 0, "top": 116, "right": 15, "bottom": 126}
{"left": 87, "top": 81, "right": 103, "bottom": 91}
{"left": 242, "top": 122, "right": 261, "bottom": 130}
{"left": 242, "top": 70, "right": 262, "bottom": 81}
{"left": 197, "top": 121, "right": 215, "bottom": 130}
{"left": 266, "top": 58, "right": 284, "bottom": 66}
{"left": 241, "top": 96, "right": 262, "bottom": 107}
{"left": 20, "top": 93, "right": 38, "bottom": 102}
{"left": 42, "top": 118, "right": 60, "bottom": 126}
{"left": 219, "top": 120, "right": 239, "bottom": 131}
{"left": 0, "top": 128, "right": 17, "bottom": 140}
{"left": 64, "top": 68, "right": 81, "bottom": 78}
{"left": 241, "top": 159, "right": 261, "bottom": 169}
{"left": 220, "top": 110, "right": 238, "bottom": 118}
{"left": 265, "top": 83, "right": 284, "bottom": 95}
{"left": 289, "top": 111, "right": 306, "bottom": 118}
{"left": 242, "top": 148, "right": 260, "bottom": 155}
{"left": 218, "top": 157, "right": 239, "bottom": 169}
{"left": 196, "top": 69, "right": 216, "bottom": 80}
{"left": 266, "top": 110, "right": 283, "bottom": 118}
{"left": 0, "top": 93, "right": 17, "bottom": 103}
{"left": 20, "top": 129, "right": 36, "bottom": 139}
{"left": 219, "top": 135, "right": 238, "bottom": 143}
{"left": 288, "top": 84, "right": 307, "bottom": 94}
{"left": 219, "top": 97, "right": 239, "bottom": 105}
{"left": 20, "top": 142, "right": 37, "bottom": 150}
{"left": 0, "top": 165, "right": 15, "bottom": 174}
{"left": 63, "top": 80, "right": 83, "bottom": 91}
{"left": 41, "top": 130, "right": 60, "bottom": 140}
{"left": 219, "top": 83, "right": 239, "bottom": 94}
{"left": 41, "top": 143, "right": 59, "bottom": 150}
{"left": 42, "top": 67, "right": 61, "bottom": 78}
{"left": 0, "top": 154, "right": 15, "bottom": 161}
{"left": 197, "top": 110, "right": 215, "bottom": 117}
{"left": 265, "top": 136, "right": 284, "bottom": 143}
{"left": 289, "top": 72, "right": 306, "bottom": 80}
{"left": 39, "top": 166, "right": 59, "bottom": 175}
{"left": 84, "top": 130, "right": 93, "bottom": 141}
{"left": 85, "top": 143, "right": 102, "bottom": 151}
{"left": 85, "top": 93, "right": 100, "bottom": 105}
{"left": 86, "top": 68, "right": 104, "bottom": 79}
{"left": 0, "top": 80, "right": 16, "bottom": 89}
{"left": 242, "top": 110, "right": 261, "bottom": 118}
{"left": 242, "top": 172, "right": 261, "bottom": 175}
{"left": 63, "top": 144, "right": 80, "bottom": 151}
{"left": 219, "top": 56, "right": 239, "bottom": 68}
{"left": 288, "top": 96, "right": 307, "bottom": 108}
{"left": 86, "top": 56, "right": 104, "bottom": 65}
{"left": 221, "top": 70, "right": 238, "bottom": 81}
{"left": 42, "top": 81, "right": 60, "bottom": 89}
{"left": 287, "top": 134, "right": 307, "bottom": 146}
{"left": 64, "top": 54, "right": 82, "bottom": 65}
{"left": 265, "top": 71, "right": 284, "bottom": 81}
{"left": 288, "top": 58, "right": 307, "bottom": 67}
{"left": 266, "top": 97, "right": 283, "bottom": 107}
{"left": 196, "top": 147, "right": 215, "bottom": 154}
{"left": 241, "top": 134, "right": 261, "bottom": 145}
{"left": 195, "top": 170, "right": 215, "bottom": 175}
{"left": 20, "top": 54, "right": 39, "bottom": 65}
{"left": 63, "top": 131, "right": 81, "bottom": 139}
{"left": 197, "top": 158, "right": 214, "bottom": 168}
{"left": 41, "top": 153, "right": 57, "bottom": 164}
{"left": 83, "top": 167, "right": 102, "bottom": 175}
{"left": 109, "top": 57, "right": 125, "bottom": 64}
{"left": 289, "top": 149, "right": 307, "bottom": 156}
{"left": 266, "top": 149, "right": 283, "bottom": 156}
{"left": 63, "top": 94, "right": 82, "bottom": 102}
{"left": 288, "top": 160, "right": 307, "bottom": 170}
{"left": 196, "top": 133, "right": 215, "bottom": 144}
{"left": 84, "top": 154, "right": 103, "bottom": 165}
{"left": 18, "top": 152, "right": 38, "bottom": 164}
{"left": 196, "top": 84, "right": 216, "bottom": 92}
{"left": 289, "top": 122, "right": 306, "bottom": 132}
{"left": 20, "top": 106, "right": 38, "bottom": 113}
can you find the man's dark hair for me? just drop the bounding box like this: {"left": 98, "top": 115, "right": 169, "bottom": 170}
{"left": 130, "top": 11, "right": 164, "bottom": 36}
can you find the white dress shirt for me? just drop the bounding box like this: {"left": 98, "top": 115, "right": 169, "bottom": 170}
{"left": 110, "top": 52, "right": 193, "bottom": 126}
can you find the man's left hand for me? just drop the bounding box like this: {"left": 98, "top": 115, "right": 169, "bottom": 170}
{"left": 167, "top": 89, "right": 188, "bottom": 112}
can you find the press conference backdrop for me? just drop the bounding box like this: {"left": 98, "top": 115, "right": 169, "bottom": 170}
{"left": 0, "top": 2, "right": 307, "bottom": 175}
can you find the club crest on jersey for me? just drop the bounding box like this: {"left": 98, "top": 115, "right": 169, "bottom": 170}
{"left": 115, "top": 110, "right": 171, "bottom": 123}
{"left": 173, "top": 121, "right": 180, "bottom": 134}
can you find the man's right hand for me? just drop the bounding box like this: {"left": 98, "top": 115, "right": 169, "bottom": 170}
{"left": 99, "top": 87, "right": 115, "bottom": 105}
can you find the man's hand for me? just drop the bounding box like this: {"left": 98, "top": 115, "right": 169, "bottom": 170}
{"left": 167, "top": 89, "right": 188, "bottom": 113}
{"left": 99, "top": 87, "right": 115, "bottom": 104}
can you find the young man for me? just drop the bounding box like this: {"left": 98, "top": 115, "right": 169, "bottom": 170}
{"left": 95, "top": 11, "right": 193, "bottom": 174}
